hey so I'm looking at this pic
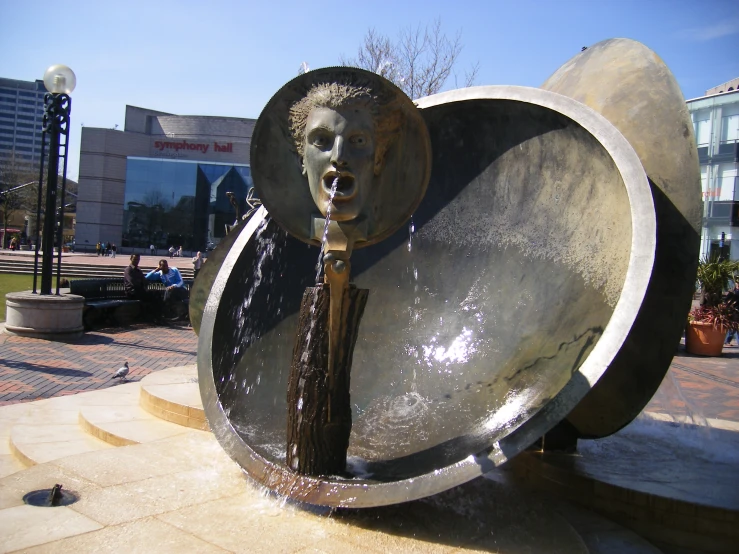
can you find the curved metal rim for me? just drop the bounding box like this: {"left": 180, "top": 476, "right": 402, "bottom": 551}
{"left": 199, "top": 85, "right": 656, "bottom": 507}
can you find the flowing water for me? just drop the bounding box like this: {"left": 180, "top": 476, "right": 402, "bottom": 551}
{"left": 314, "top": 177, "right": 340, "bottom": 283}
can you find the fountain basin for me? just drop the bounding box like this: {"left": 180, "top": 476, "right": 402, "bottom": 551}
{"left": 198, "top": 86, "right": 655, "bottom": 507}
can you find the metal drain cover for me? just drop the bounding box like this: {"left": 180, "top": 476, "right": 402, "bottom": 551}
{"left": 23, "top": 484, "right": 78, "bottom": 507}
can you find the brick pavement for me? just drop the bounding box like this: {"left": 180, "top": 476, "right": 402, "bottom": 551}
{"left": 0, "top": 317, "right": 737, "bottom": 424}
{"left": 647, "top": 347, "right": 739, "bottom": 422}
{"left": 0, "top": 323, "right": 197, "bottom": 406}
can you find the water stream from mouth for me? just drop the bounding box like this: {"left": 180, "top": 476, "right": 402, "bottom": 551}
{"left": 314, "top": 176, "right": 341, "bottom": 284}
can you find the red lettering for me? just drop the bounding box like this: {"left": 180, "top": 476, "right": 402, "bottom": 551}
{"left": 154, "top": 140, "right": 209, "bottom": 153}
{"left": 214, "top": 142, "right": 233, "bottom": 153}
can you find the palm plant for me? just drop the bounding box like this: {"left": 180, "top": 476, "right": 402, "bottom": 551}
{"left": 691, "top": 255, "right": 739, "bottom": 330}
{"left": 695, "top": 256, "right": 739, "bottom": 307}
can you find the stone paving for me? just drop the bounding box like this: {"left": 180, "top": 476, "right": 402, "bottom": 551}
{"left": 649, "top": 347, "right": 739, "bottom": 422}
{"left": 0, "top": 324, "right": 197, "bottom": 406}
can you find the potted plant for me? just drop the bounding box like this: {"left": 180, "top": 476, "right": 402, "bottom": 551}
{"left": 686, "top": 256, "right": 739, "bottom": 355}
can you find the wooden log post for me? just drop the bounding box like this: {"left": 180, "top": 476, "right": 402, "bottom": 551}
{"left": 286, "top": 283, "right": 368, "bottom": 476}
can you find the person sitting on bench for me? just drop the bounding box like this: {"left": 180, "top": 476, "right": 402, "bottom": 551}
{"left": 123, "top": 254, "right": 147, "bottom": 300}
{"left": 145, "top": 259, "right": 188, "bottom": 303}
{"left": 124, "top": 254, "right": 159, "bottom": 320}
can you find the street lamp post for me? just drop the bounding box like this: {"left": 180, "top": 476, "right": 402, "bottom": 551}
{"left": 33, "top": 65, "right": 75, "bottom": 295}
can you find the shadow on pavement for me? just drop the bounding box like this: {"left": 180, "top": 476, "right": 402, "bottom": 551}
{"left": 1, "top": 359, "right": 91, "bottom": 377}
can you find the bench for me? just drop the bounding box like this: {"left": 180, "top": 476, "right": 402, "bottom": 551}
{"left": 70, "top": 278, "right": 193, "bottom": 329}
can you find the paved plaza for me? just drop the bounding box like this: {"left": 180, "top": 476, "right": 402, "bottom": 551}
{"left": 0, "top": 324, "right": 197, "bottom": 406}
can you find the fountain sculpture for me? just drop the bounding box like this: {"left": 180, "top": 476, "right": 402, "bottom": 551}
{"left": 196, "top": 39, "right": 703, "bottom": 518}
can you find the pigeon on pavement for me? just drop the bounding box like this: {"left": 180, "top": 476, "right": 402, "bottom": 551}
{"left": 113, "top": 362, "right": 129, "bottom": 380}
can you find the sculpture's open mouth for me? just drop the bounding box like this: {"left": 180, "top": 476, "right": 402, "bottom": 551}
{"left": 323, "top": 171, "right": 356, "bottom": 202}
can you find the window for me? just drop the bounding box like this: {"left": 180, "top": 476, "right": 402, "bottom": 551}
{"left": 717, "top": 163, "right": 738, "bottom": 201}
{"left": 122, "top": 157, "right": 251, "bottom": 250}
{"left": 720, "top": 106, "right": 739, "bottom": 143}
{"left": 694, "top": 110, "right": 711, "bottom": 146}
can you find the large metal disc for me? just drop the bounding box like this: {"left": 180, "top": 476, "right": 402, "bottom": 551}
{"left": 250, "top": 67, "right": 431, "bottom": 248}
{"left": 198, "top": 86, "right": 655, "bottom": 507}
{"left": 541, "top": 38, "right": 701, "bottom": 438}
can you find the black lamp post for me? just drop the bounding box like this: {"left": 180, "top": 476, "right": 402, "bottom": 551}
{"left": 33, "top": 65, "right": 76, "bottom": 295}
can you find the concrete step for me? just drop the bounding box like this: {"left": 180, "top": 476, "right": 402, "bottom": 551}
{"left": 139, "top": 365, "right": 208, "bottom": 431}
{"left": 4, "top": 368, "right": 208, "bottom": 470}
{"left": 6, "top": 384, "right": 141, "bottom": 467}
{"left": 78, "top": 404, "right": 196, "bottom": 447}
{"left": 0, "top": 404, "right": 35, "bottom": 478}
{"left": 0, "top": 262, "right": 195, "bottom": 280}
{"left": 10, "top": 423, "right": 114, "bottom": 466}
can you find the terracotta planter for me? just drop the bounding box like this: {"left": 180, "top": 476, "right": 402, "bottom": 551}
{"left": 685, "top": 321, "right": 726, "bottom": 356}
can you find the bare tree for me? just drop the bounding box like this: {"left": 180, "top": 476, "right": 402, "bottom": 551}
{"left": 0, "top": 152, "right": 37, "bottom": 247}
{"left": 340, "top": 18, "right": 479, "bottom": 99}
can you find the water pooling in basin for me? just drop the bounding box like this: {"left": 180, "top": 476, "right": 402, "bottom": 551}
{"left": 215, "top": 221, "right": 615, "bottom": 480}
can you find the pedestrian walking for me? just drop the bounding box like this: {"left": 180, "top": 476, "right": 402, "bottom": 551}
{"left": 111, "top": 243, "right": 117, "bottom": 258}
{"left": 150, "top": 244, "right": 155, "bottom": 256}
{"left": 726, "top": 281, "right": 739, "bottom": 346}
{"left": 169, "top": 246, "right": 175, "bottom": 259}
{"left": 96, "top": 242, "right": 101, "bottom": 256}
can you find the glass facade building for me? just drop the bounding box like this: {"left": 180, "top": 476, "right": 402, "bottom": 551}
{"left": 0, "top": 78, "right": 47, "bottom": 163}
{"left": 687, "top": 86, "right": 739, "bottom": 259}
{"left": 122, "top": 157, "right": 252, "bottom": 251}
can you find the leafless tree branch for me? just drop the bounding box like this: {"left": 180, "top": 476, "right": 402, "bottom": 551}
{"left": 340, "top": 18, "right": 478, "bottom": 99}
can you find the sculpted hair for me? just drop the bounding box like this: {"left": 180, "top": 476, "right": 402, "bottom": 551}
{"left": 289, "top": 81, "right": 403, "bottom": 175}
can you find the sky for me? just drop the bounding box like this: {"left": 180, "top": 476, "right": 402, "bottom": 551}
{"left": 1, "top": 0, "right": 738, "bottom": 181}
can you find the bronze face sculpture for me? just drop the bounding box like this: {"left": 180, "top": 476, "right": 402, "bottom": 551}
{"left": 289, "top": 82, "right": 403, "bottom": 224}
{"left": 251, "top": 68, "right": 431, "bottom": 249}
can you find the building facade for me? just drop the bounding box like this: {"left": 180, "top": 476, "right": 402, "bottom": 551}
{"left": 0, "top": 77, "right": 47, "bottom": 164}
{"left": 687, "top": 83, "right": 739, "bottom": 259}
{"left": 76, "top": 106, "right": 255, "bottom": 252}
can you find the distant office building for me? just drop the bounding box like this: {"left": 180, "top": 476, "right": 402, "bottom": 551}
{"left": 76, "top": 105, "right": 255, "bottom": 252}
{"left": 687, "top": 82, "right": 739, "bottom": 259}
{"left": 0, "top": 77, "right": 47, "bottom": 163}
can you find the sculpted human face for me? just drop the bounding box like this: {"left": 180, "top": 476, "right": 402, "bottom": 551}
{"left": 302, "top": 106, "right": 375, "bottom": 222}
